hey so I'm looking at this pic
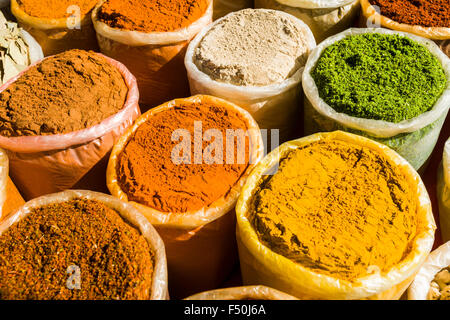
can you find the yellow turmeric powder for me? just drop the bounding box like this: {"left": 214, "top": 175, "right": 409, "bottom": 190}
{"left": 250, "top": 139, "right": 418, "bottom": 282}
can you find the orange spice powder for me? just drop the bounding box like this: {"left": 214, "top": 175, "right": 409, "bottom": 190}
{"left": 17, "top": 0, "right": 99, "bottom": 19}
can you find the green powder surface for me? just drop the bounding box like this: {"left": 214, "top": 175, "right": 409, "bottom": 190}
{"left": 311, "top": 33, "right": 447, "bottom": 123}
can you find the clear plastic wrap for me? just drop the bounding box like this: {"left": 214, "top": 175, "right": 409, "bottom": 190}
{"left": 236, "top": 131, "right": 436, "bottom": 300}
{"left": 185, "top": 9, "right": 316, "bottom": 141}
{"left": 0, "top": 190, "right": 169, "bottom": 300}
{"left": 408, "top": 242, "right": 450, "bottom": 300}
{"left": 11, "top": 0, "right": 99, "bottom": 56}
{"left": 0, "top": 53, "right": 141, "bottom": 200}
{"left": 92, "top": 0, "right": 213, "bottom": 109}
{"left": 254, "top": 0, "right": 360, "bottom": 42}
{"left": 0, "top": 149, "right": 8, "bottom": 220}
{"left": 438, "top": 138, "right": 450, "bottom": 243}
{"left": 185, "top": 285, "right": 298, "bottom": 300}
{"left": 0, "top": 149, "right": 24, "bottom": 222}
{"left": 107, "top": 95, "right": 264, "bottom": 298}
{"left": 302, "top": 28, "right": 450, "bottom": 170}
{"left": 213, "top": 0, "right": 254, "bottom": 20}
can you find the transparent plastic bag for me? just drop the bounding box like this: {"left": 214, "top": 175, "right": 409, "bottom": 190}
{"left": 408, "top": 242, "right": 450, "bottom": 300}
{"left": 0, "top": 53, "right": 141, "bottom": 200}
{"left": 185, "top": 9, "right": 316, "bottom": 141}
{"left": 0, "top": 149, "right": 24, "bottom": 222}
{"left": 236, "top": 131, "right": 436, "bottom": 300}
{"left": 302, "top": 28, "right": 450, "bottom": 170}
{"left": 254, "top": 0, "right": 360, "bottom": 42}
{"left": 213, "top": 0, "right": 254, "bottom": 20}
{"left": 92, "top": 0, "right": 213, "bottom": 109}
{"left": 107, "top": 95, "right": 264, "bottom": 298}
{"left": 438, "top": 139, "right": 450, "bottom": 243}
{"left": 0, "top": 190, "right": 169, "bottom": 300}
{"left": 11, "top": 0, "right": 99, "bottom": 56}
{"left": 185, "top": 285, "right": 298, "bottom": 300}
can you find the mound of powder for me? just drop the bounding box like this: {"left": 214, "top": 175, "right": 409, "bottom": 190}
{"left": 194, "top": 9, "right": 310, "bottom": 86}
{"left": 117, "top": 102, "right": 250, "bottom": 213}
{"left": 250, "top": 140, "right": 418, "bottom": 281}
{"left": 0, "top": 49, "right": 128, "bottom": 137}
{"left": 17, "top": 0, "right": 99, "bottom": 19}
{"left": 97, "top": 0, "right": 209, "bottom": 33}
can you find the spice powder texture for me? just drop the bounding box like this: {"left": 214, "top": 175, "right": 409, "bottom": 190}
{"left": 250, "top": 140, "right": 418, "bottom": 281}
{"left": 117, "top": 102, "right": 250, "bottom": 213}
{"left": 97, "top": 0, "right": 209, "bottom": 33}
{"left": 0, "top": 49, "right": 128, "bottom": 137}
{"left": 0, "top": 199, "right": 154, "bottom": 300}
{"left": 17, "top": 0, "right": 99, "bottom": 19}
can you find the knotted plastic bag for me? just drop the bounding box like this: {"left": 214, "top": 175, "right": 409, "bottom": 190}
{"left": 185, "top": 285, "right": 298, "bottom": 300}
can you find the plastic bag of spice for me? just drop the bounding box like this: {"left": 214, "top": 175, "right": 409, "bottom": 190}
{"left": 185, "top": 285, "right": 298, "bottom": 300}
{"left": 236, "top": 131, "right": 436, "bottom": 300}
{"left": 438, "top": 139, "right": 450, "bottom": 243}
{"left": 213, "top": 0, "right": 254, "bottom": 20}
{"left": 107, "top": 95, "right": 264, "bottom": 298}
{"left": 92, "top": 0, "right": 213, "bottom": 110}
{"left": 302, "top": 28, "right": 450, "bottom": 171}
{"left": 0, "top": 53, "right": 140, "bottom": 201}
{"left": 0, "top": 149, "right": 24, "bottom": 221}
{"left": 0, "top": 189, "right": 169, "bottom": 300}
{"left": 254, "top": 0, "right": 360, "bottom": 43}
{"left": 408, "top": 242, "right": 450, "bottom": 300}
{"left": 11, "top": 0, "right": 99, "bottom": 56}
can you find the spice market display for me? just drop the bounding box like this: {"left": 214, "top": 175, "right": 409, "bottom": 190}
{"left": 0, "top": 0, "right": 448, "bottom": 302}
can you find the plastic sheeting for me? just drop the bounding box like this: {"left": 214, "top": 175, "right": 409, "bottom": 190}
{"left": 236, "top": 131, "right": 436, "bottom": 300}
{"left": 107, "top": 95, "right": 264, "bottom": 298}
{"left": 185, "top": 285, "right": 298, "bottom": 300}
{"left": 438, "top": 139, "right": 450, "bottom": 243}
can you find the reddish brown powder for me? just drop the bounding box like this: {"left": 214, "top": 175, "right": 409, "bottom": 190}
{"left": 369, "top": 0, "right": 450, "bottom": 28}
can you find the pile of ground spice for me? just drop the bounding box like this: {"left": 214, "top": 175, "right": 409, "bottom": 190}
{"left": 250, "top": 139, "right": 418, "bottom": 281}
{"left": 369, "top": 0, "right": 450, "bottom": 28}
{"left": 194, "top": 9, "right": 310, "bottom": 86}
{"left": 17, "top": 0, "right": 99, "bottom": 19}
{"left": 311, "top": 33, "right": 447, "bottom": 123}
{"left": 97, "top": 0, "right": 209, "bottom": 33}
{"left": 117, "top": 102, "right": 250, "bottom": 213}
{"left": 428, "top": 266, "right": 450, "bottom": 300}
{"left": 0, "top": 199, "right": 154, "bottom": 300}
{"left": 0, "top": 49, "right": 128, "bottom": 137}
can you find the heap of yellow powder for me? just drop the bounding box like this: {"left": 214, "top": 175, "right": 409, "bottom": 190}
{"left": 250, "top": 139, "right": 418, "bottom": 282}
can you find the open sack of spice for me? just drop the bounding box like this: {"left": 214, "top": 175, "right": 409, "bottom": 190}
{"left": 0, "top": 148, "right": 24, "bottom": 222}
{"left": 254, "top": 0, "right": 361, "bottom": 43}
{"left": 0, "top": 49, "right": 140, "bottom": 200}
{"left": 0, "top": 190, "right": 168, "bottom": 300}
{"left": 408, "top": 242, "right": 450, "bottom": 300}
{"left": 185, "top": 9, "right": 316, "bottom": 141}
{"left": 213, "top": 0, "right": 254, "bottom": 20}
{"left": 236, "top": 131, "right": 436, "bottom": 300}
{"left": 185, "top": 285, "right": 298, "bottom": 300}
{"left": 11, "top": 0, "right": 99, "bottom": 56}
{"left": 92, "top": 0, "right": 213, "bottom": 109}
{"left": 438, "top": 138, "right": 450, "bottom": 243}
{"left": 107, "top": 95, "right": 264, "bottom": 298}
{"left": 302, "top": 28, "right": 450, "bottom": 171}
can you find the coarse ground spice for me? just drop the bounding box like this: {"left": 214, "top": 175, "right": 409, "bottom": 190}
{"left": 17, "top": 0, "right": 99, "bottom": 19}
{"left": 0, "top": 199, "right": 154, "bottom": 300}
{"left": 250, "top": 140, "right": 418, "bottom": 281}
{"left": 0, "top": 49, "right": 128, "bottom": 137}
{"left": 311, "top": 33, "right": 447, "bottom": 123}
{"left": 117, "top": 102, "right": 250, "bottom": 213}
{"left": 369, "top": 0, "right": 450, "bottom": 28}
{"left": 97, "top": 0, "right": 210, "bottom": 33}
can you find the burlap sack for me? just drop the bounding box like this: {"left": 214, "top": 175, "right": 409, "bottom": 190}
{"left": 236, "top": 131, "right": 436, "bottom": 300}
{"left": 0, "top": 190, "right": 168, "bottom": 300}
{"left": 107, "top": 95, "right": 264, "bottom": 298}
{"left": 0, "top": 53, "right": 141, "bottom": 201}
{"left": 302, "top": 28, "right": 450, "bottom": 171}
{"left": 185, "top": 285, "right": 298, "bottom": 300}
{"left": 11, "top": 0, "right": 99, "bottom": 56}
{"left": 408, "top": 242, "right": 450, "bottom": 300}
{"left": 213, "top": 0, "right": 253, "bottom": 20}
{"left": 92, "top": 0, "right": 213, "bottom": 110}
{"left": 438, "top": 138, "right": 450, "bottom": 243}
{"left": 254, "top": 0, "right": 360, "bottom": 42}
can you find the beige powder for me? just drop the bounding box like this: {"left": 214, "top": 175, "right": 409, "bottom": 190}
{"left": 194, "top": 9, "right": 310, "bottom": 86}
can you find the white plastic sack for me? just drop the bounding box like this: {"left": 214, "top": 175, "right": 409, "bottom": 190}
{"left": 408, "top": 242, "right": 450, "bottom": 300}
{"left": 254, "top": 0, "right": 360, "bottom": 42}
{"left": 213, "top": 0, "right": 253, "bottom": 20}
{"left": 302, "top": 28, "right": 450, "bottom": 170}
{"left": 185, "top": 9, "right": 316, "bottom": 141}
{"left": 438, "top": 139, "right": 450, "bottom": 243}
{"left": 0, "top": 190, "right": 169, "bottom": 300}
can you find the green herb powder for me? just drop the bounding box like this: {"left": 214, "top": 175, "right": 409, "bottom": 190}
{"left": 311, "top": 33, "right": 447, "bottom": 123}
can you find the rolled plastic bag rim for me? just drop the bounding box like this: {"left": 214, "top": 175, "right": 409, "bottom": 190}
{"left": 302, "top": 27, "right": 450, "bottom": 138}
{"left": 273, "top": 0, "right": 356, "bottom": 9}
{"left": 444, "top": 139, "right": 450, "bottom": 188}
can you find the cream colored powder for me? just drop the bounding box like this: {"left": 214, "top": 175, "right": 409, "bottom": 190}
{"left": 194, "top": 9, "right": 310, "bottom": 86}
